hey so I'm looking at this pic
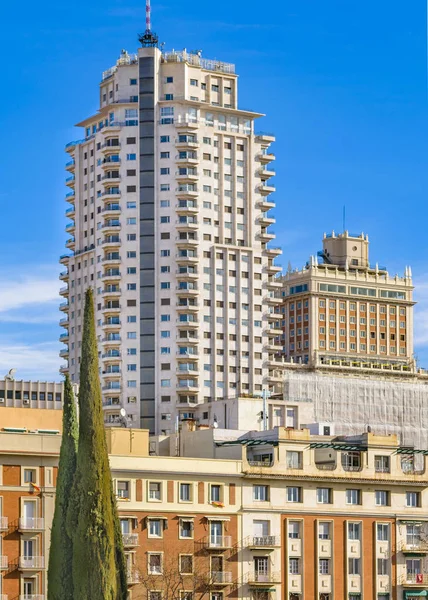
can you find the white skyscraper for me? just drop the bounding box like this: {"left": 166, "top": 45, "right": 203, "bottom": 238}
{"left": 60, "top": 24, "right": 280, "bottom": 433}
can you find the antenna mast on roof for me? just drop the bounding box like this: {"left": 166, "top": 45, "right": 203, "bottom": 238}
{"left": 139, "top": 0, "right": 159, "bottom": 47}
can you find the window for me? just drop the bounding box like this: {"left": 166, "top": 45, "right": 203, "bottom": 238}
{"left": 348, "top": 558, "right": 361, "bottom": 575}
{"left": 342, "top": 452, "right": 361, "bottom": 471}
{"left": 23, "top": 469, "right": 36, "bottom": 484}
{"left": 346, "top": 489, "right": 361, "bottom": 505}
{"left": 117, "top": 481, "right": 130, "bottom": 499}
{"left": 319, "top": 522, "right": 331, "bottom": 540}
{"left": 319, "top": 559, "right": 330, "bottom": 574}
{"left": 180, "top": 483, "right": 192, "bottom": 502}
{"left": 190, "top": 79, "right": 198, "bottom": 86}
{"left": 375, "top": 455, "right": 390, "bottom": 473}
{"left": 180, "top": 520, "right": 194, "bottom": 539}
{"left": 210, "top": 485, "right": 221, "bottom": 503}
{"left": 253, "top": 485, "right": 269, "bottom": 501}
{"left": 317, "top": 488, "right": 332, "bottom": 504}
{"left": 288, "top": 521, "right": 300, "bottom": 539}
{"left": 149, "top": 482, "right": 161, "bottom": 501}
{"left": 127, "top": 153, "right": 136, "bottom": 160}
{"left": 348, "top": 523, "right": 361, "bottom": 540}
{"left": 289, "top": 558, "right": 300, "bottom": 574}
{"left": 377, "top": 523, "right": 389, "bottom": 541}
{"left": 287, "top": 487, "right": 302, "bottom": 503}
{"left": 148, "top": 519, "right": 162, "bottom": 537}
{"left": 375, "top": 490, "right": 389, "bottom": 506}
{"left": 286, "top": 451, "right": 302, "bottom": 469}
{"left": 180, "top": 555, "right": 193, "bottom": 574}
{"left": 406, "top": 491, "right": 420, "bottom": 507}
{"left": 148, "top": 553, "right": 162, "bottom": 574}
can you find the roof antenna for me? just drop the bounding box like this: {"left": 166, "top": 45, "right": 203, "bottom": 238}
{"left": 139, "top": 0, "right": 159, "bottom": 47}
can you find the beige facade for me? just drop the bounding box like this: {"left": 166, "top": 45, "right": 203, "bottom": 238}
{"left": 2, "top": 418, "right": 428, "bottom": 599}
{"left": 60, "top": 46, "right": 280, "bottom": 434}
{"left": 274, "top": 231, "right": 414, "bottom": 372}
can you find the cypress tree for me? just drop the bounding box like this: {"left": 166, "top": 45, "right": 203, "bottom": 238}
{"left": 68, "top": 288, "right": 128, "bottom": 600}
{"left": 48, "top": 374, "right": 78, "bottom": 600}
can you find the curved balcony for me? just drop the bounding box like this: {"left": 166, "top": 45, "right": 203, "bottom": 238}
{"left": 59, "top": 254, "right": 71, "bottom": 265}
{"left": 266, "top": 263, "right": 282, "bottom": 275}
{"left": 65, "top": 237, "right": 75, "bottom": 250}
{"left": 59, "top": 332, "right": 69, "bottom": 343}
{"left": 266, "top": 326, "right": 283, "bottom": 337}
{"left": 258, "top": 216, "right": 276, "bottom": 226}
{"left": 102, "top": 319, "right": 121, "bottom": 329}
{"left": 177, "top": 268, "right": 198, "bottom": 280}
{"left": 258, "top": 167, "right": 276, "bottom": 180}
{"left": 59, "top": 365, "right": 69, "bottom": 375}
{"left": 175, "top": 136, "right": 199, "bottom": 148}
{"left": 102, "top": 189, "right": 121, "bottom": 201}
{"left": 65, "top": 159, "right": 75, "bottom": 171}
{"left": 176, "top": 185, "right": 198, "bottom": 198}
{"left": 257, "top": 151, "right": 275, "bottom": 164}
{"left": 265, "top": 246, "right": 282, "bottom": 257}
{"left": 101, "top": 141, "right": 121, "bottom": 154}
{"left": 176, "top": 284, "right": 198, "bottom": 296}
{"left": 103, "top": 254, "right": 121, "bottom": 265}
{"left": 102, "top": 204, "right": 121, "bottom": 217}
{"left": 102, "top": 350, "right": 121, "bottom": 360}
{"left": 59, "top": 348, "right": 69, "bottom": 358}
{"left": 176, "top": 169, "right": 198, "bottom": 182}
{"left": 102, "top": 335, "right": 121, "bottom": 344}
{"left": 176, "top": 219, "right": 198, "bottom": 231}
{"left": 258, "top": 200, "right": 276, "bottom": 211}
{"left": 176, "top": 236, "right": 199, "bottom": 248}
{"left": 59, "top": 301, "right": 69, "bottom": 312}
{"left": 266, "top": 278, "right": 282, "bottom": 289}
{"left": 65, "top": 191, "right": 75, "bottom": 203}
{"left": 177, "top": 301, "right": 199, "bottom": 312}
{"left": 102, "top": 237, "right": 121, "bottom": 248}
{"left": 65, "top": 175, "right": 75, "bottom": 188}
{"left": 101, "top": 174, "right": 121, "bottom": 186}
{"left": 101, "top": 157, "right": 121, "bottom": 170}
{"left": 176, "top": 201, "right": 198, "bottom": 214}
{"left": 59, "top": 271, "right": 68, "bottom": 283}
{"left": 177, "top": 318, "right": 199, "bottom": 329}
{"left": 65, "top": 206, "right": 75, "bottom": 218}
{"left": 102, "top": 221, "right": 121, "bottom": 234}
{"left": 102, "top": 273, "right": 121, "bottom": 284}
{"left": 102, "top": 287, "right": 121, "bottom": 297}
{"left": 176, "top": 350, "right": 200, "bottom": 360}
{"left": 59, "top": 317, "right": 69, "bottom": 328}
{"left": 65, "top": 223, "right": 75, "bottom": 235}
{"left": 258, "top": 184, "right": 276, "bottom": 196}
{"left": 176, "top": 251, "right": 198, "bottom": 262}
{"left": 102, "top": 397, "right": 121, "bottom": 409}
{"left": 102, "top": 383, "right": 121, "bottom": 392}
{"left": 265, "top": 295, "right": 280, "bottom": 305}
{"left": 258, "top": 230, "right": 275, "bottom": 242}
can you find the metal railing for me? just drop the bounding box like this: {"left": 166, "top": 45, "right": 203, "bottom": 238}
{"left": 0, "top": 556, "right": 7, "bottom": 569}
{"left": 246, "top": 535, "right": 280, "bottom": 547}
{"left": 247, "top": 461, "right": 274, "bottom": 468}
{"left": 19, "top": 596, "right": 45, "bottom": 600}
{"left": 122, "top": 533, "right": 139, "bottom": 546}
{"left": 401, "top": 574, "right": 428, "bottom": 584}
{"left": 211, "top": 571, "right": 233, "bottom": 584}
{"left": 19, "top": 556, "right": 45, "bottom": 569}
{"left": 19, "top": 518, "right": 45, "bottom": 531}
{"left": 246, "top": 571, "right": 281, "bottom": 584}
{"left": 0, "top": 516, "right": 8, "bottom": 530}
{"left": 206, "top": 535, "right": 232, "bottom": 549}
{"left": 162, "top": 51, "right": 235, "bottom": 74}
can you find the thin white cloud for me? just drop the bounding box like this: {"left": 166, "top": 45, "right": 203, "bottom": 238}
{"left": 0, "top": 277, "right": 60, "bottom": 313}
{"left": 0, "top": 341, "right": 62, "bottom": 381}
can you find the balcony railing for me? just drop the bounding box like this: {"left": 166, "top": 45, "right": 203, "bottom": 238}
{"left": 122, "top": 533, "right": 139, "bottom": 547}
{"left": 127, "top": 568, "right": 141, "bottom": 584}
{"left": 19, "top": 556, "right": 45, "bottom": 569}
{"left": 0, "top": 516, "right": 8, "bottom": 530}
{"left": 401, "top": 574, "right": 428, "bottom": 584}
{"left": 402, "top": 541, "right": 428, "bottom": 552}
{"left": 246, "top": 571, "right": 282, "bottom": 584}
{"left": 19, "top": 518, "right": 45, "bottom": 531}
{"left": 211, "top": 571, "right": 232, "bottom": 584}
{"left": 205, "top": 535, "right": 232, "bottom": 549}
{"left": 0, "top": 555, "right": 7, "bottom": 569}
{"left": 246, "top": 535, "right": 280, "bottom": 548}
{"left": 247, "top": 460, "right": 274, "bottom": 468}
{"left": 19, "top": 596, "right": 45, "bottom": 600}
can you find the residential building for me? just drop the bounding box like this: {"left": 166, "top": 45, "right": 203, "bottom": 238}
{"left": 60, "top": 38, "right": 280, "bottom": 433}
{"left": 275, "top": 231, "right": 414, "bottom": 370}
{"left": 2, "top": 418, "right": 428, "bottom": 600}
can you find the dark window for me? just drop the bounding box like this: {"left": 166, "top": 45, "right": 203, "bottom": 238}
{"left": 127, "top": 300, "right": 137, "bottom": 307}
{"left": 127, "top": 170, "right": 136, "bottom": 176}
{"left": 127, "top": 186, "right": 137, "bottom": 193}
{"left": 126, "top": 137, "right": 136, "bottom": 144}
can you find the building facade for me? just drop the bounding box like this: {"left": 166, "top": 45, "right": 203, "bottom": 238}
{"left": 276, "top": 231, "right": 414, "bottom": 369}
{"left": 60, "top": 43, "right": 280, "bottom": 433}
{"left": 2, "top": 421, "right": 428, "bottom": 600}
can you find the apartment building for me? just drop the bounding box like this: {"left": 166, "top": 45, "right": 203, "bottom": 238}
{"left": 2, "top": 418, "right": 428, "bottom": 600}
{"left": 60, "top": 40, "right": 280, "bottom": 433}
{"left": 273, "top": 231, "right": 414, "bottom": 370}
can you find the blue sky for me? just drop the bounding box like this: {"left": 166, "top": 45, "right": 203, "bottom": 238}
{"left": 0, "top": 0, "right": 427, "bottom": 380}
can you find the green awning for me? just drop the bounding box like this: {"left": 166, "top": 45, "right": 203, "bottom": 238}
{"left": 403, "top": 590, "right": 428, "bottom": 598}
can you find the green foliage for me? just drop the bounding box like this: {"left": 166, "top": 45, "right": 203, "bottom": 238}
{"left": 67, "top": 288, "right": 128, "bottom": 600}
{"left": 48, "top": 374, "right": 78, "bottom": 600}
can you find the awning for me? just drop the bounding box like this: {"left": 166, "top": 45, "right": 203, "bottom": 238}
{"left": 146, "top": 515, "right": 168, "bottom": 520}
{"left": 403, "top": 591, "right": 428, "bottom": 599}
{"left": 206, "top": 516, "right": 231, "bottom": 522}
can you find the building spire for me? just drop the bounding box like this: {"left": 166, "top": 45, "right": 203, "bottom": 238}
{"left": 139, "top": 0, "right": 159, "bottom": 47}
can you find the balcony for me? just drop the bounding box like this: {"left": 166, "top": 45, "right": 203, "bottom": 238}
{"left": 101, "top": 157, "right": 121, "bottom": 170}
{"left": 258, "top": 200, "right": 276, "bottom": 211}
{"left": 65, "top": 205, "right": 75, "bottom": 217}
{"left": 103, "top": 384, "right": 121, "bottom": 392}
{"left": 266, "top": 326, "right": 283, "bottom": 337}
{"left": 65, "top": 191, "right": 75, "bottom": 203}
{"left": 0, "top": 556, "right": 7, "bottom": 570}
{"left": 176, "top": 185, "right": 198, "bottom": 198}
{"left": 101, "top": 141, "right": 121, "bottom": 154}
{"left": 103, "top": 254, "right": 121, "bottom": 264}
{"left": 59, "top": 317, "right": 69, "bottom": 328}
{"left": 102, "top": 237, "right": 121, "bottom": 248}
{"left": 102, "top": 398, "right": 121, "bottom": 409}
{"left": 102, "top": 350, "right": 121, "bottom": 359}
{"left": 266, "top": 263, "right": 282, "bottom": 274}
{"left": 246, "top": 535, "right": 280, "bottom": 549}
{"left": 176, "top": 169, "right": 198, "bottom": 182}
{"left": 102, "top": 204, "right": 122, "bottom": 216}
{"left": 176, "top": 219, "right": 198, "bottom": 231}
{"left": 258, "top": 230, "right": 275, "bottom": 242}
{"left": 401, "top": 574, "right": 428, "bottom": 585}
{"left": 102, "top": 189, "right": 121, "bottom": 200}
{"left": 265, "top": 246, "right": 282, "bottom": 256}
{"left": 266, "top": 279, "right": 282, "bottom": 289}
{"left": 65, "top": 175, "right": 75, "bottom": 188}
{"left": 0, "top": 516, "right": 8, "bottom": 531}
{"left": 176, "top": 285, "right": 198, "bottom": 296}
{"left": 177, "top": 380, "right": 199, "bottom": 393}
{"left": 258, "top": 168, "right": 276, "bottom": 180}
{"left": 65, "top": 159, "right": 75, "bottom": 171}
{"left": 175, "top": 136, "right": 199, "bottom": 148}
{"left": 19, "top": 518, "right": 45, "bottom": 531}
{"left": 19, "top": 596, "right": 45, "bottom": 600}
{"left": 59, "top": 365, "right": 69, "bottom": 374}
{"left": 59, "top": 348, "right": 69, "bottom": 358}
{"left": 211, "top": 571, "right": 232, "bottom": 585}
{"left": 402, "top": 541, "right": 428, "bottom": 553}
{"left": 265, "top": 295, "right": 280, "bottom": 306}
{"left": 205, "top": 535, "right": 232, "bottom": 550}
{"left": 19, "top": 556, "right": 45, "bottom": 570}
{"left": 246, "top": 571, "right": 281, "bottom": 586}
{"left": 65, "top": 237, "right": 75, "bottom": 250}
{"left": 258, "top": 216, "right": 276, "bottom": 226}
{"left": 127, "top": 568, "right": 141, "bottom": 585}
{"left": 59, "top": 285, "right": 69, "bottom": 297}
{"left": 102, "top": 174, "right": 121, "bottom": 186}
{"left": 176, "top": 252, "right": 198, "bottom": 262}
{"left": 102, "top": 221, "right": 121, "bottom": 233}
{"left": 122, "top": 533, "right": 139, "bottom": 547}
{"left": 59, "top": 254, "right": 71, "bottom": 265}
{"left": 257, "top": 151, "right": 275, "bottom": 164}
{"left": 102, "top": 287, "right": 121, "bottom": 297}
{"left": 59, "top": 332, "right": 69, "bottom": 343}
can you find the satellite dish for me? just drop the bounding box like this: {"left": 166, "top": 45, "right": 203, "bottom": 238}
{"left": 119, "top": 408, "right": 127, "bottom": 418}
{"left": 5, "top": 368, "right": 16, "bottom": 381}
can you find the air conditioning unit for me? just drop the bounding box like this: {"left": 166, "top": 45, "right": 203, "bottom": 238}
{"left": 0, "top": 397, "right": 4, "bottom": 403}
{"left": 23, "top": 399, "right": 30, "bottom": 406}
